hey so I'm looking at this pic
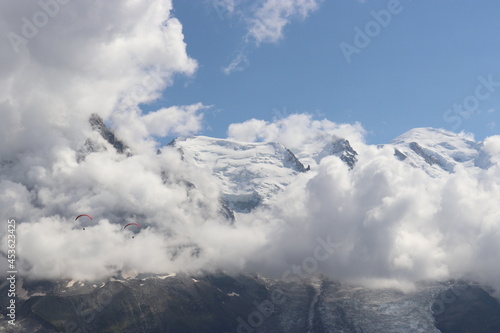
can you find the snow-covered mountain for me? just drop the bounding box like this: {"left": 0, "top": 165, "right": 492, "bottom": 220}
{"left": 84, "top": 116, "right": 494, "bottom": 206}
{"left": 167, "top": 136, "right": 308, "bottom": 212}
{"left": 315, "top": 138, "right": 358, "bottom": 169}
{"left": 164, "top": 127, "right": 493, "bottom": 214}
{"left": 165, "top": 135, "right": 365, "bottom": 212}
{"left": 388, "top": 127, "right": 492, "bottom": 177}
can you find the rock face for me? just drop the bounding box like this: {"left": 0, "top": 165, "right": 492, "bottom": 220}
{"left": 315, "top": 138, "right": 358, "bottom": 169}
{"left": 433, "top": 285, "right": 500, "bottom": 333}
{"left": 78, "top": 114, "right": 131, "bottom": 161}
{"left": 89, "top": 113, "right": 131, "bottom": 156}
{"left": 2, "top": 274, "right": 309, "bottom": 333}
{"left": 2, "top": 275, "right": 500, "bottom": 333}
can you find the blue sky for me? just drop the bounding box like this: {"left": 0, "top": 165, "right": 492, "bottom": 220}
{"left": 145, "top": 0, "right": 500, "bottom": 145}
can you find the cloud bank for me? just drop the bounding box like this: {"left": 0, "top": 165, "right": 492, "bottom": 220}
{"left": 229, "top": 116, "right": 500, "bottom": 291}
{"left": 0, "top": 0, "right": 200, "bottom": 160}
{"left": 0, "top": 0, "right": 214, "bottom": 280}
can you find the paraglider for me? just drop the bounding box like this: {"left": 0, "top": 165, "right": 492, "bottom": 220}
{"left": 124, "top": 223, "right": 142, "bottom": 238}
{"left": 75, "top": 214, "right": 92, "bottom": 221}
{"left": 124, "top": 223, "right": 142, "bottom": 229}
{"left": 75, "top": 214, "right": 92, "bottom": 230}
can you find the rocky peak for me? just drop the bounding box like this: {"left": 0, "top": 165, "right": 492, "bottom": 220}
{"left": 89, "top": 113, "right": 131, "bottom": 156}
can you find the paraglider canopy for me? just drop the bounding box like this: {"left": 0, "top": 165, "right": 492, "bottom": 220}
{"left": 124, "top": 223, "right": 142, "bottom": 229}
{"left": 124, "top": 223, "right": 142, "bottom": 239}
{"left": 75, "top": 214, "right": 92, "bottom": 230}
{"left": 75, "top": 214, "right": 92, "bottom": 220}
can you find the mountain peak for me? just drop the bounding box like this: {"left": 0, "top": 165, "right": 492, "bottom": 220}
{"left": 389, "top": 127, "right": 490, "bottom": 176}
{"left": 89, "top": 113, "right": 131, "bottom": 156}
{"left": 315, "top": 138, "right": 358, "bottom": 169}
{"left": 391, "top": 127, "right": 474, "bottom": 145}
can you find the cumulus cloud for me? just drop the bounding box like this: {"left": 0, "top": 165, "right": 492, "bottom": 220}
{"left": 0, "top": 0, "right": 223, "bottom": 280}
{"left": 228, "top": 113, "right": 366, "bottom": 166}
{"left": 0, "top": 0, "right": 198, "bottom": 159}
{"left": 3, "top": 100, "right": 500, "bottom": 292}
{"left": 227, "top": 114, "right": 500, "bottom": 291}
{"left": 142, "top": 103, "right": 206, "bottom": 137}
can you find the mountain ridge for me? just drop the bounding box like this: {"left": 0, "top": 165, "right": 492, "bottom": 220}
{"left": 3, "top": 274, "right": 500, "bottom": 332}
{"left": 80, "top": 117, "right": 495, "bottom": 215}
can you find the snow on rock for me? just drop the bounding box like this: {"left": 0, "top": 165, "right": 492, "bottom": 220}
{"left": 166, "top": 129, "right": 493, "bottom": 214}
{"left": 157, "top": 273, "right": 177, "bottom": 279}
{"left": 169, "top": 136, "right": 307, "bottom": 212}
{"left": 389, "top": 127, "right": 492, "bottom": 177}
{"left": 66, "top": 279, "right": 77, "bottom": 288}
{"left": 315, "top": 138, "right": 358, "bottom": 169}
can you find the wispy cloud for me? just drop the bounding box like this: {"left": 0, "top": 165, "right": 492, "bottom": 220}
{"left": 222, "top": 51, "right": 249, "bottom": 75}
{"left": 246, "top": 0, "right": 320, "bottom": 45}
{"left": 221, "top": 0, "right": 321, "bottom": 74}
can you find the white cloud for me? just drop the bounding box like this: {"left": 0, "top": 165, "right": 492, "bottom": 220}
{"left": 110, "top": 103, "right": 207, "bottom": 152}
{"left": 2, "top": 108, "right": 500, "bottom": 291}
{"left": 0, "top": 0, "right": 198, "bottom": 160}
{"left": 228, "top": 115, "right": 500, "bottom": 290}
{"left": 222, "top": 0, "right": 321, "bottom": 73}
{"left": 0, "top": 0, "right": 224, "bottom": 280}
{"left": 246, "top": 0, "right": 321, "bottom": 45}
{"left": 226, "top": 118, "right": 268, "bottom": 142}
{"left": 222, "top": 52, "right": 249, "bottom": 75}
{"left": 228, "top": 113, "right": 366, "bottom": 166}
{"left": 142, "top": 103, "right": 206, "bottom": 137}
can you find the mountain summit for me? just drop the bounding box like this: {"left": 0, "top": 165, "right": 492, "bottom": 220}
{"left": 389, "top": 127, "right": 491, "bottom": 176}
